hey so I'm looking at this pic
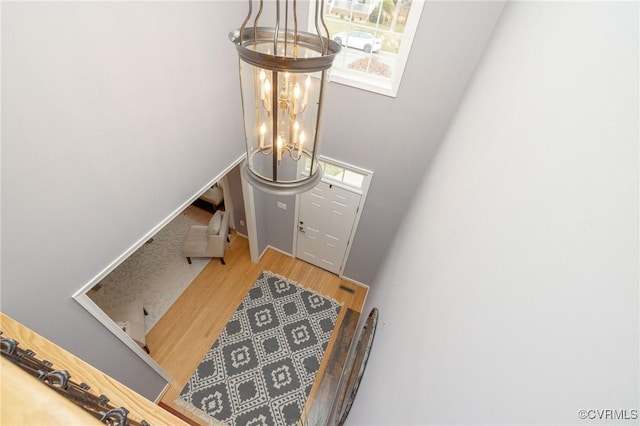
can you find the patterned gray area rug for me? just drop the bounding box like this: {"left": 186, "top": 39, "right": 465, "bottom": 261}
{"left": 177, "top": 270, "right": 342, "bottom": 426}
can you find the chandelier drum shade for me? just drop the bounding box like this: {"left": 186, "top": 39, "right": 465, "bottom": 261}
{"left": 230, "top": 0, "right": 340, "bottom": 195}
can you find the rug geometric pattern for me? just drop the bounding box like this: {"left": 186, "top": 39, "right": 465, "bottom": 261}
{"left": 177, "top": 270, "right": 342, "bottom": 426}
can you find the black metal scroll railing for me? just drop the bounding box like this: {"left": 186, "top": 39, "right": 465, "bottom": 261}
{"left": 0, "top": 331, "right": 150, "bottom": 426}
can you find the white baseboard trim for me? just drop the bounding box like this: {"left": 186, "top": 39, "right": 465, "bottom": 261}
{"left": 258, "top": 245, "right": 293, "bottom": 261}
{"left": 267, "top": 245, "right": 294, "bottom": 258}
{"left": 258, "top": 246, "right": 269, "bottom": 261}
{"left": 340, "top": 275, "right": 370, "bottom": 291}
{"left": 154, "top": 382, "right": 171, "bottom": 404}
{"left": 340, "top": 275, "right": 370, "bottom": 308}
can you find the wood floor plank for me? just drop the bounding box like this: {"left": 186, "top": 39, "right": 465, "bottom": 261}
{"left": 148, "top": 206, "right": 368, "bottom": 425}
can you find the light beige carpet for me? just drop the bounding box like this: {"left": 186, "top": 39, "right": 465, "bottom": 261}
{"left": 89, "top": 214, "right": 210, "bottom": 333}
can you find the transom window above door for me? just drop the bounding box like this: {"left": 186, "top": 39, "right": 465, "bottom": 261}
{"left": 308, "top": 0, "right": 425, "bottom": 97}
{"left": 304, "top": 157, "right": 370, "bottom": 191}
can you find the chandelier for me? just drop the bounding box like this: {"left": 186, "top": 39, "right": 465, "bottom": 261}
{"left": 230, "top": 0, "right": 340, "bottom": 195}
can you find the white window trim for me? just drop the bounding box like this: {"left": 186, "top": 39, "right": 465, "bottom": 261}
{"left": 309, "top": 0, "right": 426, "bottom": 97}
{"left": 303, "top": 155, "right": 372, "bottom": 194}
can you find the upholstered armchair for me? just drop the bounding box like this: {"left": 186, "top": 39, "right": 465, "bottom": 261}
{"left": 199, "top": 185, "right": 224, "bottom": 210}
{"left": 182, "top": 210, "right": 229, "bottom": 265}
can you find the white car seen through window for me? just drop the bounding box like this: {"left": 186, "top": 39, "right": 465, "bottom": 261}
{"left": 332, "top": 31, "right": 382, "bottom": 53}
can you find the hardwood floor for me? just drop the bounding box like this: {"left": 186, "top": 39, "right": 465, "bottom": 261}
{"left": 147, "top": 206, "right": 368, "bottom": 425}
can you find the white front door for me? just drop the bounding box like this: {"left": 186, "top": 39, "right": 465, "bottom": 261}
{"left": 296, "top": 181, "right": 361, "bottom": 274}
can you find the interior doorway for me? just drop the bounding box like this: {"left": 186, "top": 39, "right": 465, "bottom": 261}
{"left": 72, "top": 155, "right": 247, "bottom": 381}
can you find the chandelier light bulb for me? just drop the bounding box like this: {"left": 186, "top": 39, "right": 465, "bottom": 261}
{"left": 259, "top": 122, "right": 266, "bottom": 149}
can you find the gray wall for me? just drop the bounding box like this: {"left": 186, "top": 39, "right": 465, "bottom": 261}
{"left": 349, "top": 1, "right": 639, "bottom": 424}
{"left": 8, "top": 1, "right": 626, "bottom": 414}
{"left": 226, "top": 164, "right": 248, "bottom": 236}
{"left": 1, "top": 1, "right": 247, "bottom": 398}
{"left": 265, "top": 194, "right": 297, "bottom": 254}
{"left": 322, "top": 1, "right": 506, "bottom": 284}
{"left": 253, "top": 189, "right": 270, "bottom": 256}
{"left": 252, "top": 190, "right": 296, "bottom": 255}
{"left": 1, "top": 0, "right": 506, "bottom": 398}
{"left": 258, "top": 1, "right": 506, "bottom": 282}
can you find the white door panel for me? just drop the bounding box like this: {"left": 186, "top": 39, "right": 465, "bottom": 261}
{"left": 296, "top": 181, "right": 361, "bottom": 274}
